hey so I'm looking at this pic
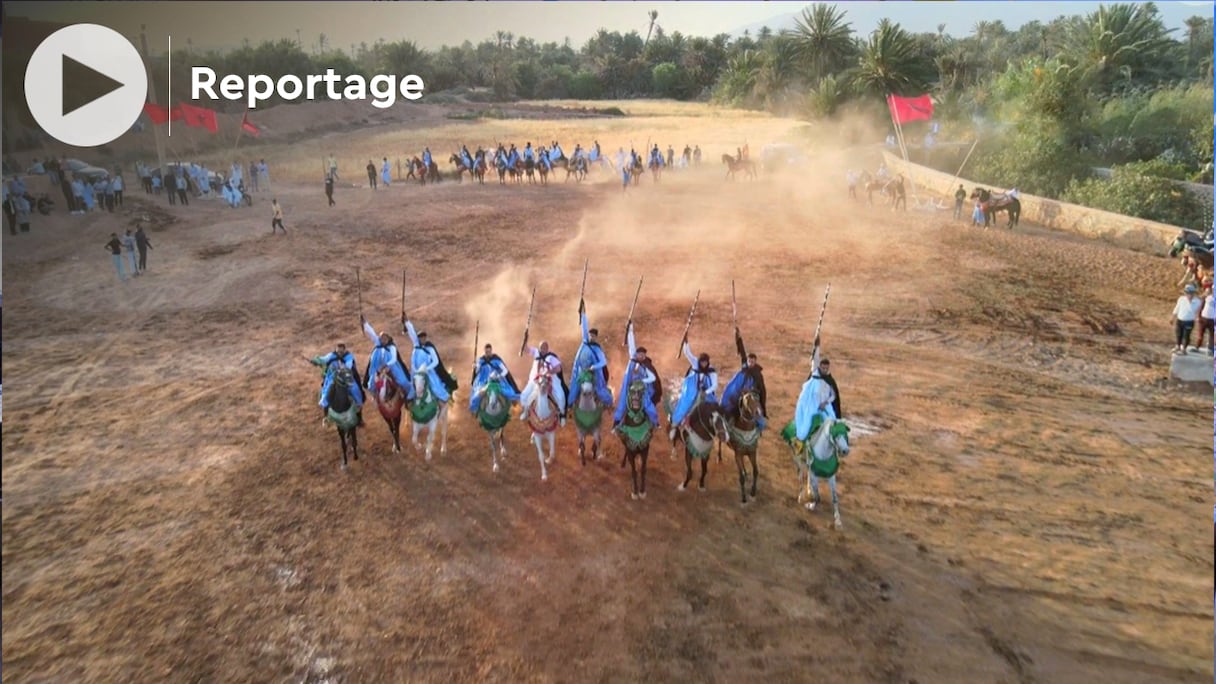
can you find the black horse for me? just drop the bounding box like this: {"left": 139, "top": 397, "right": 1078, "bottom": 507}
{"left": 324, "top": 366, "right": 361, "bottom": 470}
{"left": 971, "top": 188, "right": 1021, "bottom": 229}
{"left": 614, "top": 379, "right": 657, "bottom": 500}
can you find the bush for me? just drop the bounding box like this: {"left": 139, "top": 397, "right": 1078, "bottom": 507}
{"left": 968, "top": 122, "right": 1094, "bottom": 197}
{"left": 1062, "top": 164, "right": 1208, "bottom": 230}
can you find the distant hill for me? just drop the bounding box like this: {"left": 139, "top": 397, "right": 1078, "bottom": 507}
{"left": 730, "top": 2, "right": 1211, "bottom": 40}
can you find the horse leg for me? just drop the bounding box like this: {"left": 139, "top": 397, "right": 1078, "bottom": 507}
{"left": 350, "top": 428, "right": 359, "bottom": 461}
{"left": 808, "top": 472, "right": 821, "bottom": 511}
{"left": 749, "top": 451, "right": 759, "bottom": 498}
{"left": 425, "top": 419, "right": 436, "bottom": 462}
{"left": 698, "top": 456, "right": 708, "bottom": 492}
{"left": 391, "top": 416, "right": 402, "bottom": 453}
{"left": 532, "top": 433, "right": 548, "bottom": 481}
{"left": 338, "top": 430, "right": 349, "bottom": 470}
{"left": 578, "top": 433, "right": 586, "bottom": 466}
{"left": 439, "top": 405, "right": 449, "bottom": 455}
{"left": 593, "top": 430, "right": 601, "bottom": 461}
{"left": 679, "top": 450, "right": 692, "bottom": 491}
{"left": 490, "top": 433, "right": 500, "bottom": 473}
{"left": 544, "top": 431, "right": 556, "bottom": 465}
{"left": 628, "top": 453, "right": 639, "bottom": 499}
{"left": 639, "top": 448, "right": 648, "bottom": 499}
{"left": 830, "top": 476, "right": 842, "bottom": 529}
{"left": 735, "top": 451, "right": 747, "bottom": 504}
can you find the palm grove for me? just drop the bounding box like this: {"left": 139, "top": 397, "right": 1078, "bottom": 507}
{"left": 32, "top": 3, "right": 1216, "bottom": 228}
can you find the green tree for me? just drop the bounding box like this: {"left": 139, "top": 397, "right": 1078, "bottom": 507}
{"left": 852, "top": 19, "right": 936, "bottom": 98}
{"left": 1057, "top": 3, "right": 1179, "bottom": 95}
{"left": 786, "top": 4, "right": 857, "bottom": 84}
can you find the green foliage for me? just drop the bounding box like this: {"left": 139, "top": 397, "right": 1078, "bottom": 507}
{"left": 652, "top": 62, "right": 682, "bottom": 98}
{"left": 1056, "top": 3, "right": 1182, "bottom": 96}
{"left": 1062, "top": 164, "right": 1208, "bottom": 230}
{"left": 989, "top": 58, "right": 1090, "bottom": 128}
{"left": 969, "top": 124, "right": 1094, "bottom": 197}
{"left": 1093, "top": 84, "right": 1214, "bottom": 165}
{"left": 852, "top": 19, "right": 937, "bottom": 98}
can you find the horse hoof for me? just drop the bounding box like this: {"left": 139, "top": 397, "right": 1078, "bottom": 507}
{"left": 541, "top": 473, "right": 548, "bottom": 482}
{"left": 341, "top": 462, "right": 349, "bottom": 471}
{"left": 393, "top": 445, "right": 401, "bottom": 454}
{"left": 834, "top": 518, "right": 843, "bottom": 530}
{"left": 493, "top": 463, "right": 500, "bottom": 473}
{"left": 698, "top": 485, "right": 706, "bottom": 493}
{"left": 425, "top": 452, "right": 433, "bottom": 462}
{"left": 631, "top": 492, "right": 638, "bottom": 500}
{"left": 806, "top": 501, "right": 817, "bottom": 511}
{"left": 677, "top": 483, "right": 687, "bottom": 492}
{"left": 639, "top": 492, "right": 646, "bottom": 500}
{"left": 544, "top": 456, "right": 555, "bottom": 465}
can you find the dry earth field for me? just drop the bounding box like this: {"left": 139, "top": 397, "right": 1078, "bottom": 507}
{"left": 3, "top": 100, "right": 1213, "bottom": 683}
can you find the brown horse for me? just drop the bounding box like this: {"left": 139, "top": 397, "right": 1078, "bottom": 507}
{"left": 648, "top": 157, "right": 663, "bottom": 183}
{"left": 724, "top": 390, "right": 763, "bottom": 504}
{"left": 449, "top": 153, "right": 475, "bottom": 184}
{"left": 614, "top": 378, "right": 657, "bottom": 500}
{"left": 722, "top": 154, "right": 757, "bottom": 181}
{"left": 630, "top": 157, "right": 645, "bottom": 186}
{"left": 971, "top": 188, "right": 1020, "bottom": 229}
{"left": 673, "top": 400, "right": 729, "bottom": 492}
{"left": 372, "top": 366, "right": 406, "bottom": 454}
{"left": 409, "top": 157, "right": 441, "bottom": 185}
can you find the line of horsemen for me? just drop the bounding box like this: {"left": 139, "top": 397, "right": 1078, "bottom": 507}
{"left": 407, "top": 141, "right": 703, "bottom": 185}
{"left": 308, "top": 297, "right": 854, "bottom": 520}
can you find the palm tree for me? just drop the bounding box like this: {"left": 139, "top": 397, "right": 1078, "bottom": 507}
{"left": 716, "top": 49, "right": 763, "bottom": 107}
{"left": 645, "top": 10, "right": 659, "bottom": 46}
{"left": 757, "top": 35, "right": 800, "bottom": 108}
{"left": 853, "top": 19, "right": 935, "bottom": 98}
{"left": 1057, "top": 3, "right": 1177, "bottom": 93}
{"left": 785, "top": 4, "right": 856, "bottom": 84}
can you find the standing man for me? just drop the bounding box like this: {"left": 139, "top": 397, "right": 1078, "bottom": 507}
{"left": 121, "top": 229, "right": 138, "bottom": 276}
{"left": 175, "top": 173, "right": 189, "bottom": 206}
{"left": 324, "top": 173, "right": 336, "bottom": 207}
{"left": 953, "top": 184, "right": 966, "bottom": 220}
{"left": 366, "top": 160, "right": 377, "bottom": 189}
{"left": 381, "top": 157, "right": 392, "bottom": 187}
{"left": 327, "top": 154, "right": 339, "bottom": 182}
{"left": 3, "top": 188, "right": 16, "bottom": 235}
{"left": 271, "top": 199, "right": 286, "bottom": 234}
{"left": 105, "top": 233, "right": 126, "bottom": 282}
{"left": 249, "top": 161, "right": 260, "bottom": 193}
{"left": 135, "top": 225, "right": 153, "bottom": 273}
{"left": 112, "top": 172, "right": 125, "bottom": 207}
{"left": 13, "top": 192, "right": 31, "bottom": 235}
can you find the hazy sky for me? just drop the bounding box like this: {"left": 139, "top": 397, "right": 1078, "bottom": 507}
{"left": 6, "top": 1, "right": 1213, "bottom": 55}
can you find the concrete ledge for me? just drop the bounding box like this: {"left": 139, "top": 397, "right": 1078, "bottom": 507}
{"left": 1168, "top": 351, "right": 1214, "bottom": 384}
{"left": 880, "top": 151, "right": 1184, "bottom": 255}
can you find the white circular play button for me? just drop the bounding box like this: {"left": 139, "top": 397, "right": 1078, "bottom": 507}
{"left": 24, "top": 24, "right": 149, "bottom": 148}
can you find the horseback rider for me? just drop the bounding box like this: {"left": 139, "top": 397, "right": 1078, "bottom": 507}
{"left": 470, "top": 343, "right": 521, "bottom": 413}
{"left": 552, "top": 140, "right": 565, "bottom": 160}
{"left": 650, "top": 145, "right": 664, "bottom": 167}
{"left": 361, "top": 316, "right": 412, "bottom": 398}
{"left": 523, "top": 142, "right": 535, "bottom": 166}
{"left": 612, "top": 356, "right": 661, "bottom": 431}
{"left": 311, "top": 342, "right": 365, "bottom": 424}
{"left": 461, "top": 145, "right": 473, "bottom": 170}
{"left": 402, "top": 313, "right": 460, "bottom": 403}
{"left": 669, "top": 339, "right": 718, "bottom": 437}
{"left": 624, "top": 319, "right": 662, "bottom": 406}
{"left": 422, "top": 147, "right": 433, "bottom": 169}
{"left": 720, "top": 327, "right": 768, "bottom": 430}
{"left": 538, "top": 146, "right": 552, "bottom": 172}
{"left": 816, "top": 357, "right": 841, "bottom": 418}
{"left": 507, "top": 144, "right": 520, "bottom": 169}
{"left": 523, "top": 340, "right": 567, "bottom": 416}
{"left": 794, "top": 337, "right": 838, "bottom": 443}
{"left": 573, "top": 298, "right": 614, "bottom": 406}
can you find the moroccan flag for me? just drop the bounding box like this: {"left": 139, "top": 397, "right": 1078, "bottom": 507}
{"left": 179, "top": 102, "right": 219, "bottom": 133}
{"left": 887, "top": 94, "right": 934, "bottom": 125}
{"left": 241, "top": 112, "right": 260, "bottom": 137}
{"left": 143, "top": 103, "right": 182, "bottom": 125}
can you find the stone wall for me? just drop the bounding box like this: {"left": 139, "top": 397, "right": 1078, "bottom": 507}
{"left": 881, "top": 150, "right": 1186, "bottom": 255}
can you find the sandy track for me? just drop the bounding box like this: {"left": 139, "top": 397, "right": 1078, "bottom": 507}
{"left": 2, "top": 142, "right": 1211, "bottom": 683}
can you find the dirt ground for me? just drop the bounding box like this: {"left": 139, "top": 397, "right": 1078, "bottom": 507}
{"left": 2, "top": 104, "right": 1212, "bottom": 683}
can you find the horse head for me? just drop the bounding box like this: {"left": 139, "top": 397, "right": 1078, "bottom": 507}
{"left": 1170, "top": 236, "right": 1186, "bottom": 257}
{"left": 412, "top": 369, "right": 429, "bottom": 400}
{"left": 626, "top": 379, "right": 646, "bottom": 412}
{"left": 828, "top": 419, "right": 851, "bottom": 457}
{"left": 577, "top": 369, "right": 595, "bottom": 397}
{"left": 738, "top": 390, "right": 761, "bottom": 422}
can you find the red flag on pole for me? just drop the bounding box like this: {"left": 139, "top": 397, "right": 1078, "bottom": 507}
{"left": 178, "top": 102, "right": 219, "bottom": 133}
{"left": 886, "top": 94, "right": 934, "bottom": 125}
{"left": 241, "top": 112, "right": 260, "bottom": 137}
{"left": 143, "top": 103, "right": 183, "bottom": 125}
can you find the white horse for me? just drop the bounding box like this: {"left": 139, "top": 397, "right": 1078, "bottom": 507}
{"left": 409, "top": 370, "right": 450, "bottom": 461}
{"left": 790, "top": 417, "right": 852, "bottom": 529}
{"left": 474, "top": 375, "right": 513, "bottom": 473}
{"left": 519, "top": 363, "right": 565, "bottom": 481}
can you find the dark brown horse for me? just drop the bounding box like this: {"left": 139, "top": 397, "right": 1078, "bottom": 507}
{"left": 372, "top": 366, "right": 406, "bottom": 454}
{"left": 725, "top": 390, "right": 763, "bottom": 504}
{"left": 673, "top": 400, "right": 729, "bottom": 492}
{"left": 722, "top": 154, "right": 757, "bottom": 181}
{"left": 614, "top": 379, "right": 657, "bottom": 500}
{"left": 971, "top": 188, "right": 1021, "bottom": 229}
{"left": 409, "top": 157, "right": 441, "bottom": 185}
{"left": 324, "top": 366, "right": 361, "bottom": 470}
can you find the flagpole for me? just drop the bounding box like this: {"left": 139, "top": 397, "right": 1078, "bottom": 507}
{"left": 139, "top": 25, "right": 168, "bottom": 179}
{"left": 889, "top": 95, "right": 917, "bottom": 203}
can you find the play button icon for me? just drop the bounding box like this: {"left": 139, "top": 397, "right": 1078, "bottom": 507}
{"left": 24, "top": 24, "right": 149, "bottom": 148}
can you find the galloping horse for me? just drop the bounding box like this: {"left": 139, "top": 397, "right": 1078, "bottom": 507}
{"left": 668, "top": 390, "right": 729, "bottom": 492}
{"left": 449, "top": 154, "right": 476, "bottom": 184}
{"left": 475, "top": 377, "right": 513, "bottom": 473}
{"left": 648, "top": 156, "right": 663, "bottom": 183}
{"left": 372, "top": 366, "right": 406, "bottom": 454}
{"left": 409, "top": 157, "right": 441, "bottom": 185}
{"left": 324, "top": 366, "right": 360, "bottom": 470}
{"left": 629, "top": 157, "right": 645, "bottom": 186}
{"left": 722, "top": 154, "right": 758, "bottom": 181}
{"left": 565, "top": 156, "right": 588, "bottom": 183}
{"left": 410, "top": 371, "right": 450, "bottom": 462}
{"left": 520, "top": 364, "right": 562, "bottom": 481}
{"left": 971, "top": 188, "right": 1020, "bottom": 229}
{"left": 537, "top": 161, "right": 550, "bottom": 185}
{"left": 614, "top": 378, "right": 656, "bottom": 500}
{"left": 782, "top": 416, "right": 852, "bottom": 529}
{"left": 571, "top": 369, "right": 607, "bottom": 466}
{"left": 724, "top": 390, "right": 763, "bottom": 505}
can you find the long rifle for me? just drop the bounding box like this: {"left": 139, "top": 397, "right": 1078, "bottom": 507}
{"left": 676, "top": 289, "right": 700, "bottom": 359}
{"left": 400, "top": 268, "right": 406, "bottom": 318}
{"left": 623, "top": 276, "right": 643, "bottom": 346}
{"left": 731, "top": 279, "right": 737, "bottom": 330}
{"left": 577, "top": 258, "right": 589, "bottom": 322}
{"left": 471, "top": 319, "right": 480, "bottom": 384}
{"left": 811, "top": 283, "right": 831, "bottom": 362}
{"left": 355, "top": 267, "right": 364, "bottom": 322}
{"left": 520, "top": 285, "right": 536, "bottom": 357}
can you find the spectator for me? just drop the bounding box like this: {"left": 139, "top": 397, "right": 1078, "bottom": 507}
{"left": 954, "top": 184, "right": 966, "bottom": 220}
{"left": 135, "top": 225, "right": 153, "bottom": 273}
{"left": 1198, "top": 285, "right": 1215, "bottom": 355}
{"left": 105, "top": 233, "right": 126, "bottom": 281}
{"left": 1171, "top": 284, "right": 1200, "bottom": 354}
